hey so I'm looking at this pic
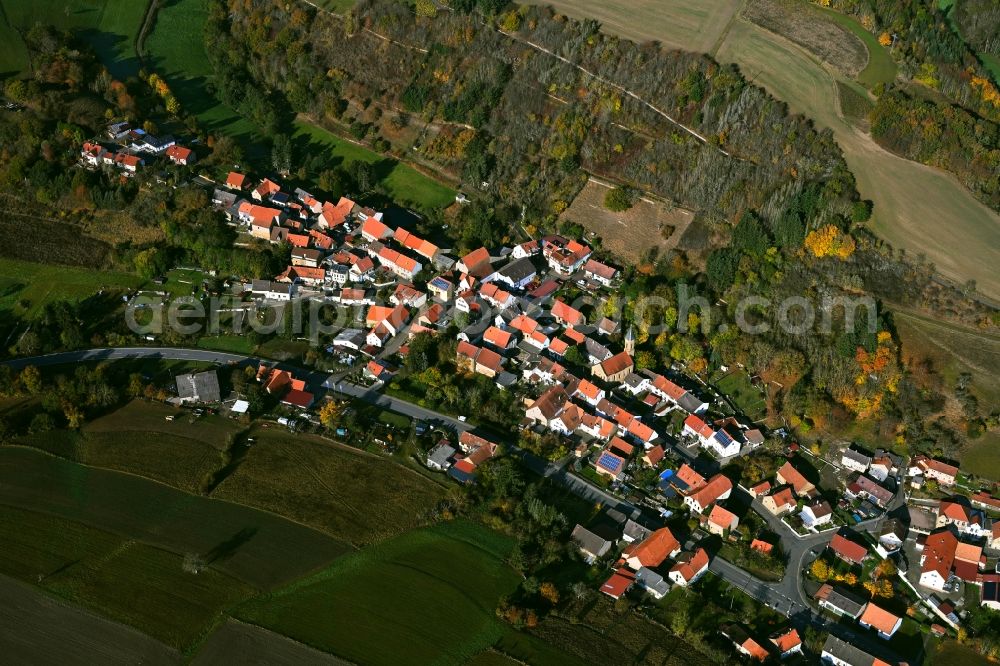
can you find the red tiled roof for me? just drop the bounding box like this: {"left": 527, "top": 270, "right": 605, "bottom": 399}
{"left": 829, "top": 532, "right": 868, "bottom": 565}
{"left": 675, "top": 463, "right": 706, "bottom": 490}
{"left": 583, "top": 258, "right": 617, "bottom": 280}
{"left": 684, "top": 413, "right": 715, "bottom": 439}
{"left": 708, "top": 504, "right": 738, "bottom": 530}
{"left": 859, "top": 603, "right": 900, "bottom": 636}
{"left": 551, "top": 299, "right": 584, "bottom": 326}
{"left": 598, "top": 351, "right": 633, "bottom": 377}
{"left": 600, "top": 568, "right": 636, "bottom": 598}
{"left": 623, "top": 527, "right": 679, "bottom": 568}
{"left": 226, "top": 171, "right": 247, "bottom": 189}
{"left": 777, "top": 461, "right": 813, "bottom": 495}
{"left": 320, "top": 196, "right": 354, "bottom": 227}
{"left": 609, "top": 436, "right": 634, "bottom": 457}
{"left": 644, "top": 445, "right": 665, "bottom": 466}
{"left": 255, "top": 178, "right": 281, "bottom": 197}
{"left": 361, "top": 217, "right": 392, "bottom": 240}
{"left": 688, "top": 473, "right": 732, "bottom": 509}
{"left": 770, "top": 628, "right": 801, "bottom": 653}
{"left": 165, "top": 145, "right": 193, "bottom": 162}
{"left": 669, "top": 548, "right": 709, "bottom": 582}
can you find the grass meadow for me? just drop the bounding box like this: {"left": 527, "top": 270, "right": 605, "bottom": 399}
{"left": 895, "top": 310, "right": 1000, "bottom": 480}
{"left": 0, "top": 446, "right": 352, "bottom": 588}
{"left": 0, "top": 0, "right": 146, "bottom": 78}
{"left": 236, "top": 520, "right": 519, "bottom": 665}
{"left": 210, "top": 425, "right": 446, "bottom": 544}
{"left": 0, "top": 256, "right": 136, "bottom": 314}
{"left": 144, "top": 0, "right": 262, "bottom": 150}
{"left": 0, "top": 503, "right": 256, "bottom": 650}
{"left": 292, "top": 120, "right": 456, "bottom": 210}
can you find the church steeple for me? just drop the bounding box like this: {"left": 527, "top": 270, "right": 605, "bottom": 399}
{"left": 624, "top": 324, "right": 635, "bottom": 356}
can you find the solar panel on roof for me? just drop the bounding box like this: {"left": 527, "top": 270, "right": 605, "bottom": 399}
{"left": 598, "top": 452, "right": 623, "bottom": 472}
{"left": 714, "top": 430, "right": 734, "bottom": 445}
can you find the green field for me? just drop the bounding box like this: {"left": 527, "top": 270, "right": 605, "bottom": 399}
{"left": 293, "top": 121, "right": 456, "bottom": 210}
{"left": 197, "top": 334, "right": 258, "bottom": 355}
{"left": 236, "top": 521, "right": 519, "bottom": 665}
{"left": 144, "top": 0, "right": 262, "bottom": 148}
{"left": 211, "top": 426, "right": 446, "bottom": 544}
{"left": 0, "top": 446, "right": 352, "bottom": 588}
{"left": 803, "top": 0, "right": 896, "bottom": 87}
{"left": 0, "top": 257, "right": 140, "bottom": 318}
{"left": 73, "top": 399, "right": 245, "bottom": 492}
{"left": 0, "top": 0, "right": 147, "bottom": 78}
{"left": 0, "top": 503, "right": 256, "bottom": 650}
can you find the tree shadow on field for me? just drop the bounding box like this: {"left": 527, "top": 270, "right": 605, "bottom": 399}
{"left": 204, "top": 527, "right": 258, "bottom": 565}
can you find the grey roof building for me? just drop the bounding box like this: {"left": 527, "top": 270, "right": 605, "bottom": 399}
{"left": 571, "top": 524, "right": 613, "bottom": 562}
{"left": 635, "top": 567, "right": 669, "bottom": 599}
{"left": 623, "top": 519, "right": 653, "bottom": 543}
{"left": 426, "top": 441, "right": 456, "bottom": 471}
{"left": 821, "top": 634, "right": 900, "bottom": 666}
{"left": 175, "top": 370, "right": 221, "bottom": 403}
{"left": 815, "top": 584, "right": 866, "bottom": 619}
{"left": 492, "top": 257, "right": 537, "bottom": 289}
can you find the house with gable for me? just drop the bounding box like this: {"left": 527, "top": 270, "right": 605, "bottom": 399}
{"left": 684, "top": 473, "right": 733, "bottom": 513}
{"left": 623, "top": 527, "right": 681, "bottom": 570}
{"left": 668, "top": 548, "right": 709, "bottom": 587}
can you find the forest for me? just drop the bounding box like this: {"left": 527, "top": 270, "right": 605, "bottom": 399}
{"left": 207, "top": 0, "right": 863, "bottom": 234}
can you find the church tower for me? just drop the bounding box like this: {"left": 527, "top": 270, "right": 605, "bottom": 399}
{"left": 624, "top": 325, "right": 635, "bottom": 356}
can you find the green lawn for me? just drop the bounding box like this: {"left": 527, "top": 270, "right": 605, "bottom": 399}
{"left": 714, "top": 369, "right": 767, "bottom": 421}
{"left": 0, "top": 257, "right": 140, "bottom": 318}
{"left": 0, "top": 0, "right": 147, "bottom": 77}
{"left": 981, "top": 52, "right": 1000, "bottom": 83}
{"left": 0, "top": 503, "right": 256, "bottom": 650}
{"left": 236, "top": 521, "right": 518, "bottom": 665}
{"left": 197, "top": 334, "right": 258, "bottom": 355}
{"left": 962, "top": 432, "right": 1000, "bottom": 482}
{"left": 293, "top": 121, "right": 456, "bottom": 210}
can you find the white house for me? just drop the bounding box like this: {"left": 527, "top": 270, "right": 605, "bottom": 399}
{"left": 668, "top": 548, "right": 709, "bottom": 587}
{"left": 702, "top": 428, "right": 740, "bottom": 458}
{"left": 800, "top": 501, "right": 833, "bottom": 529}
{"left": 841, "top": 448, "right": 871, "bottom": 473}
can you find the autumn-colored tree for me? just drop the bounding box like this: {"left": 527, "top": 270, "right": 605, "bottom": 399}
{"left": 319, "top": 400, "right": 340, "bottom": 429}
{"left": 810, "top": 558, "right": 830, "bottom": 581}
{"left": 804, "top": 225, "right": 856, "bottom": 259}
{"left": 63, "top": 402, "right": 85, "bottom": 430}
{"left": 539, "top": 582, "right": 560, "bottom": 604}
{"left": 20, "top": 365, "right": 42, "bottom": 394}
{"left": 874, "top": 558, "right": 897, "bottom": 580}
{"left": 878, "top": 32, "right": 892, "bottom": 47}
{"left": 863, "top": 578, "right": 893, "bottom": 598}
